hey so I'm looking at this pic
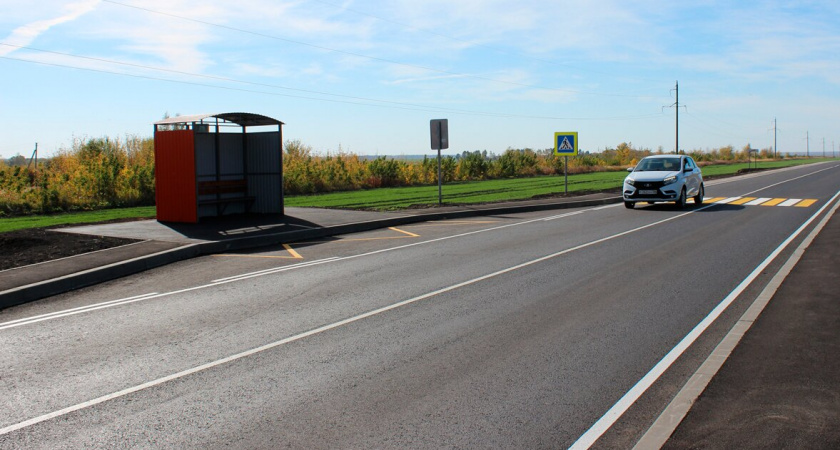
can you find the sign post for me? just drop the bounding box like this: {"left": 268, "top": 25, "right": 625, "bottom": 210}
{"left": 430, "top": 119, "right": 449, "bottom": 205}
{"left": 554, "top": 132, "right": 578, "bottom": 194}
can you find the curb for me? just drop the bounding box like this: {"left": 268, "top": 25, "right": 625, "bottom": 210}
{"left": 1, "top": 196, "right": 622, "bottom": 309}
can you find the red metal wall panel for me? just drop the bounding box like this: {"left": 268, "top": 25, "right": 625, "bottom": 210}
{"left": 154, "top": 130, "right": 197, "bottom": 222}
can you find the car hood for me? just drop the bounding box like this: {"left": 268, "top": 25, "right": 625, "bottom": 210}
{"left": 625, "top": 170, "right": 679, "bottom": 182}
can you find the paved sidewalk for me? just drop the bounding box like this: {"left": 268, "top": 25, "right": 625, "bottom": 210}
{"left": 0, "top": 193, "right": 620, "bottom": 309}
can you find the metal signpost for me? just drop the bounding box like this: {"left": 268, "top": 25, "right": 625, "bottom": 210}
{"left": 554, "top": 132, "right": 578, "bottom": 194}
{"left": 430, "top": 119, "right": 449, "bottom": 205}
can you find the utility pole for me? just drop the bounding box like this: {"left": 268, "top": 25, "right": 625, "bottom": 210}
{"left": 26, "top": 143, "right": 38, "bottom": 170}
{"left": 772, "top": 117, "right": 777, "bottom": 159}
{"left": 663, "top": 81, "right": 685, "bottom": 154}
{"left": 807, "top": 131, "right": 810, "bottom": 157}
{"left": 822, "top": 138, "right": 825, "bottom": 158}
{"left": 675, "top": 81, "right": 679, "bottom": 154}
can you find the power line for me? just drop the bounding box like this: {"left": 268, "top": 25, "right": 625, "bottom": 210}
{"left": 100, "top": 0, "right": 663, "bottom": 99}
{"left": 0, "top": 54, "right": 664, "bottom": 122}
{"left": 682, "top": 112, "right": 750, "bottom": 141}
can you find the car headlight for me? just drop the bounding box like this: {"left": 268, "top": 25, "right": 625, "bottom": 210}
{"left": 662, "top": 175, "right": 677, "bottom": 186}
{"left": 625, "top": 178, "right": 635, "bottom": 186}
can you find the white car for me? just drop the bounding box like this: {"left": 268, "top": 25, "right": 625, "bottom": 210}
{"left": 623, "top": 155, "right": 704, "bottom": 209}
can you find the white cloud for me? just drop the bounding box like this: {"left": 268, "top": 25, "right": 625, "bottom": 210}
{"left": 0, "top": 0, "right": 100, "bottom": 56}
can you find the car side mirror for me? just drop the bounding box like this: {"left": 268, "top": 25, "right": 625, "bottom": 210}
{"left": 627, "top": 167, "right": 634, "bottom": 172}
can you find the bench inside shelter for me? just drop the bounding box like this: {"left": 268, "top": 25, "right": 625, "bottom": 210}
{"left": 197, "top": 179, "right": 255, "bottom": 215}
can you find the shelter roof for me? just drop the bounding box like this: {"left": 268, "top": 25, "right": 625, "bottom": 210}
{"left": 154, "top": 112, "right": 283, "bottom": 127}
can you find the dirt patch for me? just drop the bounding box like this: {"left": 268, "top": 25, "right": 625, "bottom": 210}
{"left": 0, "top": 228, "right": 137, "bottom": 271}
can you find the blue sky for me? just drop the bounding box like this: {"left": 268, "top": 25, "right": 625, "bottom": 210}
{"left": 1, "top": 0, "right": 838, "bottom": 158}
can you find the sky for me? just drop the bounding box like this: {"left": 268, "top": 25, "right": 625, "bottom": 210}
{"left": 1, "top": 0, "right": 839, "bottom": 159}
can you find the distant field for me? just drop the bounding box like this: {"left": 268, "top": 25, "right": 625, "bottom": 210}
{"left": 1, "top": 158, "right": 834, "bottom": 232}
{"left": 285, "top": 171, "right": 626, "bottom": 210}
{"left": 286, "top": 158, "right": 834, "bottom": 210}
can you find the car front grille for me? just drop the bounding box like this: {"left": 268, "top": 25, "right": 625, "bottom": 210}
{"left": 635, "top": 181, "right": 665, "bottom": 189}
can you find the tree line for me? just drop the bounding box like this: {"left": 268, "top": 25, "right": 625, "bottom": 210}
{"left": 0, "top": 137, "right": 782, "bottom": 217}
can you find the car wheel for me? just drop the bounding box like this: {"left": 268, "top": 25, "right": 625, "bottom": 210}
{"left": 675, "top": 188, "right": 686, "bottom": 209}
{"left": 694, "top": 184, "right": 704, "bottom": 205}
{"left": 624, "top": 201, "right": 635, "bottom": 209}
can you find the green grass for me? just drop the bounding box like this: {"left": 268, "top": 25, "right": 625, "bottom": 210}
{"left": 0, "top": 206, "right": 156, "bottom": 233}
{"left": 285, "top": 171, "right": 627, "bottom": 210}
{"left": 698, "top": 158, "right": 832, "bottom": 177}
{"left": 2, "top": 157, "right": 834, "bottom": 232}
{"left": 287, "top": 158, "right": 835, "bottom": 210}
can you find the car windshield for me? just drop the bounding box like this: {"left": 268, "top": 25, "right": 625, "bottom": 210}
{"left": 635, "top": 158, "right": 679, "bottom": 172}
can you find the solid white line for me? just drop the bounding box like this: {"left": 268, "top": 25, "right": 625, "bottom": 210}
{"left": 542, "top": 211, "right": 586, "bottom": 221}
{"left": 210, "top": 257, "right": 340, "bottom": 283}
{"left": 568, "top": 189, "right": 840, "bottom": 450}
{"left": 7, "top": 166, "right": 836, "bottom": 332}
{"left": 592, "top": 204, "right": 622, "bottom": 211}
{"left": 0, "top": 293, "right": 159, "bottom": 331}
{"left": 741, "top": 164, "right": 838, "bottom": 198}
{"left": 0, "top": 205, "right": 611, "bottom": 331}
{"left": 0, "top": 205, "right": 715, "bottom": 435}
{"left": 633, "top": 190, "right": 840, "bottom": 449}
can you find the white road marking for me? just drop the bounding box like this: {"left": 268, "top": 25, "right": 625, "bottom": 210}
{"left": 542, "top": 210, "right": 586, "bottom": 221}
{"left": 715, "top": 197, "right": 742, "bottom": 204}
{"left": 0, "top": 205, "right": 715, "bottom": 435}
{"left": 4, "top": 164, "right": 837, "bottom": 436}
{"left": 778, "top": 198, "right": 802, "bottom": 207}
{"left": 745, "top": 197, "right": 771, "bottom": 206}
{"left": 568, "top": 189, "right": 840, "bottom": 450}
{"left": 633, "top": 189, "right": 840, "bottom": 449}
{"left": 0, "top": 293, "right": 159, "bottom": 331}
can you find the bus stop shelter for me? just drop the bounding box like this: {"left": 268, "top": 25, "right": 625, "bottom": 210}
{"left": 153, "top": 112, "right": 284, "bottom": 223}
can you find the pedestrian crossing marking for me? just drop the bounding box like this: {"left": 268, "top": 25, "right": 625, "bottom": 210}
{"left": 746, "top": 198, "right": 771, "bottom": 206}
{"left": 695, "top": 197, "right": 818, "bottom": 207}
{"left": 729, "top": 197, "right": 757, "bottom": 205}
{"left": 760, "top": 198, "right": 787, "bottom": 206}
{"left": 778, "top": 198, "right": 802, "bottom": 207}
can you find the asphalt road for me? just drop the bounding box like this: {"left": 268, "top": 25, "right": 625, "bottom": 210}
{"left": 1, "top": 163, "right": 838, "bottom": 449}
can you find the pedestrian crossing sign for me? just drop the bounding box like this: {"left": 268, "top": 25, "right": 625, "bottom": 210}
{"left": 554, "top": 132, "right": 578, "bottom": 155}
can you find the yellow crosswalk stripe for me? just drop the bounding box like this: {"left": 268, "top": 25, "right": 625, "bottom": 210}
{"left": 795, "top": 199, "right": 818, "bottom": 207}
{"left": 761, "top": 198, "right": 787, "bottom": 206}
{"left": 729, "top": 197, "right": 757, "bottom": 205}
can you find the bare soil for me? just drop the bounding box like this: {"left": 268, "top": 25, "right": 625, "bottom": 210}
{"left": 1, "top": 227, "right": 137, "bottom": 271}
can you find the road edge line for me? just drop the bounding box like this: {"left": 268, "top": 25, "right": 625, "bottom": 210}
{"left": 568, "top": 189, "right": 840, "bottom": 450}
{"left": 632, "top": 192, "right": 840, "bottom": 449}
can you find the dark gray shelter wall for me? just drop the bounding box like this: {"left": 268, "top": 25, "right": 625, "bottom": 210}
{"left": 246, "top": 131, "right": 282, "bottom": 214}
{"left": 195, "top": 131, "right": 250, "bottom": 218}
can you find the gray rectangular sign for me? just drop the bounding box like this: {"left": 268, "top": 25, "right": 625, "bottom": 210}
{"left": 430, "top": 119, "right": 449, "bottom": 150}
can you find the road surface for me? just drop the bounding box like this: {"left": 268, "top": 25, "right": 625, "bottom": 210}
{"left": 1, "top": 162, "right": 838, "bottom": 448}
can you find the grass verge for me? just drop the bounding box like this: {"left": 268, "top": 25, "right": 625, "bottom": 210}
{"left": 0, "top": 206, "right": 156, "bottom": 233}
{"left": 1, "top": 158, "right": 834, "bottom": 232}
{"left": 286, "top": 158, "right": 834, "bottom": 210}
